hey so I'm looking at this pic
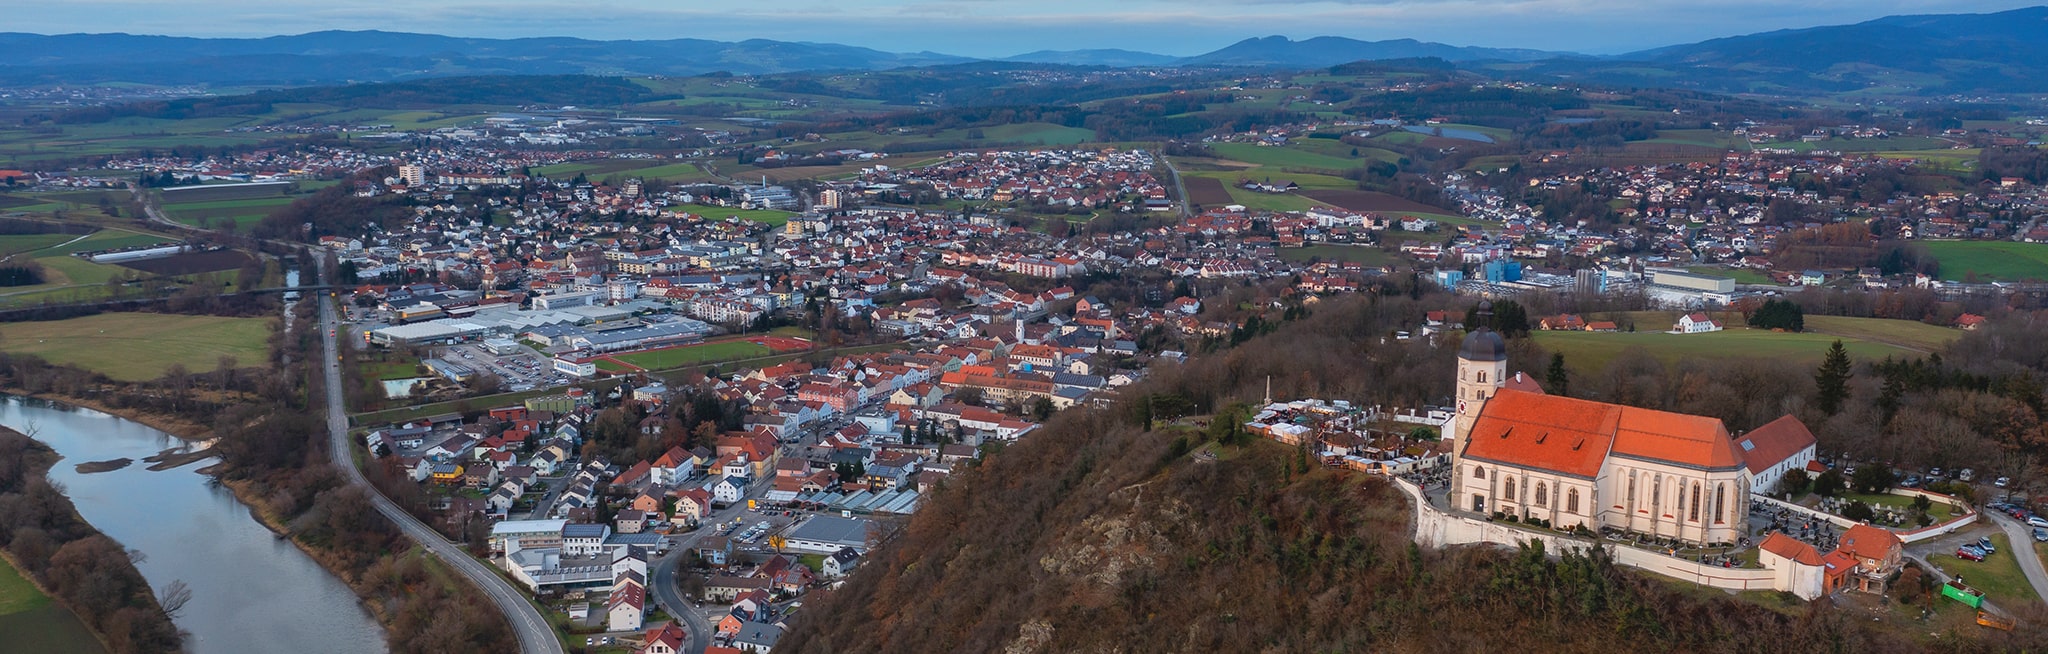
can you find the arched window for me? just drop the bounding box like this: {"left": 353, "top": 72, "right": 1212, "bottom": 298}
{"left": 1535, "top": 482, "right": 1548, "bottom": 506}
{"left": 1652, "top": 474, "right": 1662, "bottom": 510}
{"left": 1472, "top": 466, "right": 1486, "bottom": 479}
{"left": 1715, "top": 483, "right": 1727, "bottom": 523}
{"left": 1504, "top": 477, "right": 1517, "bottom": 502}
{"left": 1567, "top": 488, "right": 1580, "bottom": 514}
{"left": 1477, "top": 371, "right": 1488, "bottom": 383}
{"left": 1689, "top": 483, "right": 1702, "bottom": 522}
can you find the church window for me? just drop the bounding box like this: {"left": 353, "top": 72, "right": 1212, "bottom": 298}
{"left": 1534, "top": 482, "right": 1547, "bottom": 506}
{"left": 1714, "top": 483, "right": 1727, "bottom": 523}
{"left": 1477, "top": 371, "right": 1487, "bottom": 383}
{"left": 1626, "top": 473, "right": 1636, "bottom": 512}
{"left": 1567, "top": 488, "right": 1580, "bottom": 513}
{"left": 1652, "top": 475, "right": 1661, "bottom": 510}
{"left": 1689, "top": 483, "right": 1702, "bottom": 522}
{"left": 1472, "top": 466, "right": 1485, "bottom": 479}
{"left": 1504, "top": 478, "right": 1517, "bottom": 501}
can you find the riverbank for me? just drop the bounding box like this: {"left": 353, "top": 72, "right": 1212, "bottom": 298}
{"left": 0, "top": 426, "right": 181, "bottom": 653}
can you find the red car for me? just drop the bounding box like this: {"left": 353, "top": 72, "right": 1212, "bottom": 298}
{"left": 1957, "top": 547, "right": 1985, "bottom": 562}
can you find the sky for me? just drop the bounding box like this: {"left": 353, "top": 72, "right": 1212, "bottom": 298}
{"left": 4, "top": 0, "right": 2041, "bottom": 57}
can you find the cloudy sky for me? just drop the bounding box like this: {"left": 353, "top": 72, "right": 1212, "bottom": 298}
{"left": 6, "top": 0, "right": 2039, "bottom": 57}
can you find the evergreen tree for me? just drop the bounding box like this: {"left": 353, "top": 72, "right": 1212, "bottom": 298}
{"left": 1815, "top": 340, "right": 1853, "bottom": 415}
{"left": 1546, "top": 353, "right": 1569, "bottom": 396}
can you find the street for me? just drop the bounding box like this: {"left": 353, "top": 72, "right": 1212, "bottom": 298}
{"left": 316, "top": 256, "right": 567, "bottom": 654}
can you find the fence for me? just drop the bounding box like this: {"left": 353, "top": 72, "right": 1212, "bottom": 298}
{"left": 1392, "top": 477, "right": 1782, "bottom": 593}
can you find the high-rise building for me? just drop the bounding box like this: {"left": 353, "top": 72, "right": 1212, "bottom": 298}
{"left": 818, "top": 188, "right": 843, "bottom": 210}
{"left": 397, "top": 164, "right": 426, "bottom": 187}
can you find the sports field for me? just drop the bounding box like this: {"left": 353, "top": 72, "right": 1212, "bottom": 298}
{"left": 0, "top": 312, "right": 273, "bottom": 381}
{"left": 1921, "top": 241, "right": 2048, "bottom": 282}
{"left": 686, "top": 207, "right": 797, "bottom": 226}
{"left": 1534, "top": 327, "right": 1923, "bottom": 372}
{"left": 0, "top": 556, "right": 106, "bottom": 654}
{"left": 607, "top": 340, "right": 772, "bottom": 371}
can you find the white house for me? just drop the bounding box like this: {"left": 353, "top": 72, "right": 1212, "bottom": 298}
{"left": 1756, "top": 532, "right": 1826, "bottom": 600}
{"left": 606, "top": 574, "right": 644, "bottom": 632}
{"left": 713, "top": 476, "right": 747, "bottom": 505}
{"left": 1674, "top": 312, "right": 1723, "bottom": 334}
{"left": 1735, "top": 415, "right": 1819, "bottom": 494}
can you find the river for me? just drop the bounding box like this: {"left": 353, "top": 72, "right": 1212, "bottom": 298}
{"left": 0, "top": 396, "right": 386, "bottom": 654}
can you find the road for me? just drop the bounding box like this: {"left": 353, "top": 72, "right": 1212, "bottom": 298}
{"left": 648, "top": 476, "right": 772, "bottom": 654}
{"left": 1161, "top": 156, "right": 1193, "bottom": 218}
{"left": 1986, "top": 513, "right": 2048, "bottom": 603}
{"left": 314, "top": 256, "right": 566, "bottom": 654}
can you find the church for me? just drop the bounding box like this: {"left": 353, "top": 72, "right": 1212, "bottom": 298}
{"left": 1447, "top": 305, "right": 1816, "bottom": 546}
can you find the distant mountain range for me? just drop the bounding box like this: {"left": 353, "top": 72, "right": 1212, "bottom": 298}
{"left": 4, "top": 6, "right": 2047, "bottom": 94}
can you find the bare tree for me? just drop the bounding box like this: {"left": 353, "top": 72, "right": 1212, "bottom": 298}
{"left": 157, "top": 580, "right": 193, "bottom": 619}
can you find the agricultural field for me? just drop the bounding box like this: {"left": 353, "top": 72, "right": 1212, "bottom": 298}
{"left": 1921, "top": 241, "right": 2048, "bottom": 281}
{"left": 1181, "top": 176, "right": 1234, "bottom": 206}
{"left": 161, "top": 196, "right": 295, "bottom": 231}
{"left": 117, "top": 249, "right": 257, "bottom": 275}
{"left": 1802, "top": 315, "right": 1961, "bottom": 353}
{"left": 1277, "top": 244, "right": 1391, "bottom": 266}
{"left": 52, "top": 229, "right": 179, "bottom": 256}
{"left": 0, "top": 312, "right": 272, "bottom": 381}
{"left": 607, "top": 340, "right": 771, "bottom": 371}
{"left": 1210, "top": 142, "right": 1364, "bottom": 171}
{"left": 0, "top": 557, "right": 106, "bottom": 654}
{"left": 1298, "top": 189, "right": 1445, "bottom": 214}
{"left": 1534, "top": 325, "right": 1925, "bottom": 373}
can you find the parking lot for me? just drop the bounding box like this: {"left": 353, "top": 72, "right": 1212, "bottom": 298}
{"left": 442, "top": 342, "right": 565, "bottom": 391}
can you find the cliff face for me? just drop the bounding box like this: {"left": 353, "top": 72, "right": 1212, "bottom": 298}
{"left": 777, "top": 405, "right": 1966, "bottom": 653}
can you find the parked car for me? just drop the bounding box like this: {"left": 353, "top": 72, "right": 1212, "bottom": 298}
{"left": 1960, "top": 468, "right": 1976, "bottom": 482}
{"left": 1997, "top": 476, "right": 2012, "bottom": 488}
{"left": 1978, "top": 537, "right": 1996, "bottom": 553}
{"left": 1901, "top": 475, "right": 1922, "bottom": 488}
{"left": 2032, "top": 528, "right": 2048, "bottom": 543}
{"left": 1930, "top": 467, "right": 1945, "bottom": 479}
{"left": 1958, "top": 547, "right": 1986, "bottom": 562}
{"left": 2029, "top": 516, "right": 2048, "bottom": 529}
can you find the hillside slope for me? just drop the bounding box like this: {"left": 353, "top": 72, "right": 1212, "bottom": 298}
{"left": 780, "top": 408, "right": 1960, "bottom": 653}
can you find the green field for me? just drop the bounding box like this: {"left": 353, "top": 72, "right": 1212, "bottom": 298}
{"left": 1803, "top": 315, "right": 1961, "bottom": 353}
{"left": 1534, "top": 327, "right": 1924, "bottom": 372}
{"left": 684, "top": 207, "right": 797, "bottom": 226}
{"left": 610, "top": 341, "right": 771, "bottom": 371}
{"left": 0, "top": 233, "right": 80, "bottom": 257}
{"left": 1931, "top": 534, "right": 2037, "bottom": 607}
{"left": 162, "top": 197, "right": 295, "bottom": 232}
{"left": 0, "top": 312, "right": 273, "bottom": 381}
{"left": 1211, "top": 142, "right": 1364, "bottom": 171}
{"left": 0, "top": 556, "right": 106, "bottom": 654}
{"left": 1278, "top": 244, "right": 1391, "bottom": 266}
{"left": 1922, "top": 241, "right": 2048, "bottom": 282}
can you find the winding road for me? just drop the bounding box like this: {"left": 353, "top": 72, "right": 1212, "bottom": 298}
{"left": 315, "top": 256, "right": 566, "bottom": 654}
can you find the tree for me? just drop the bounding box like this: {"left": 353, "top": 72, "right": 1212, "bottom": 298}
{"left": 156, "top": 580, "right": 192, "bottom": 619}
{"left": 1028, "top": 396, "right": 1056, "bottom": 421}
{"left": 1814, "top": 340, "right": 1852, "bottom": 415}
{"left": 1775, "top": 468, "right": 1812, "bottom": 497}
{"left": 1545, "top": 353, "right": 1569, "bottom": 396}
{"left": 1812, "top": 469, "right": 1846, "bottom": 497}
{"left": 1840, "top": 500, "right": 1874, "bottom": 522}
{"left": 1851, "top": 465, "right": 1894, "bottom": 494}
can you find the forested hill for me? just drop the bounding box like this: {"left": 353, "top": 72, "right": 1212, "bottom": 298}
{"left": 778, "top": 298, "right": 2025, "bottom": 653}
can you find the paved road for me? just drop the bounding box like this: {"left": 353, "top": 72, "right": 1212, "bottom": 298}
{"left": 648, "top": 479, "right": 771, "bottom": 654}
{"left": 314, "top": 256, "right": 566, "bottom": 654}
{"left": 1986, "top": 513, "right": 2048, "bottom": 602}
{"left": 1161, "top": 156, "right": 1192, "bottom": 218}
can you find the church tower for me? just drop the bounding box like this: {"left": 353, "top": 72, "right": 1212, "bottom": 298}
{"left": 1449, "top": 302, "right": 1507, "bottom": 499}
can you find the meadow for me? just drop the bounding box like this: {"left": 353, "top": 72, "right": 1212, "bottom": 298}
{"left": 681, "top": 207, "right": 797, "bottom": 226}
{"left": 0, "top": 556, "right": 105, "bottom": 654}
{"left": 1921, "top": 241, "right": 2048, "bottom": 281}
{"left": 1534, "top": 325, "right": 1927, "bottom": 373}
{"left": 1277, "top": 244, "right": 1391, "bottom": 266}
{"left": 0, "top": 312, "right": 273, "bottom": 381}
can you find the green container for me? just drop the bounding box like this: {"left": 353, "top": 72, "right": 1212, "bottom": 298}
{"left": 1943, "top": 582, "right": 1986, "bottom": 608}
